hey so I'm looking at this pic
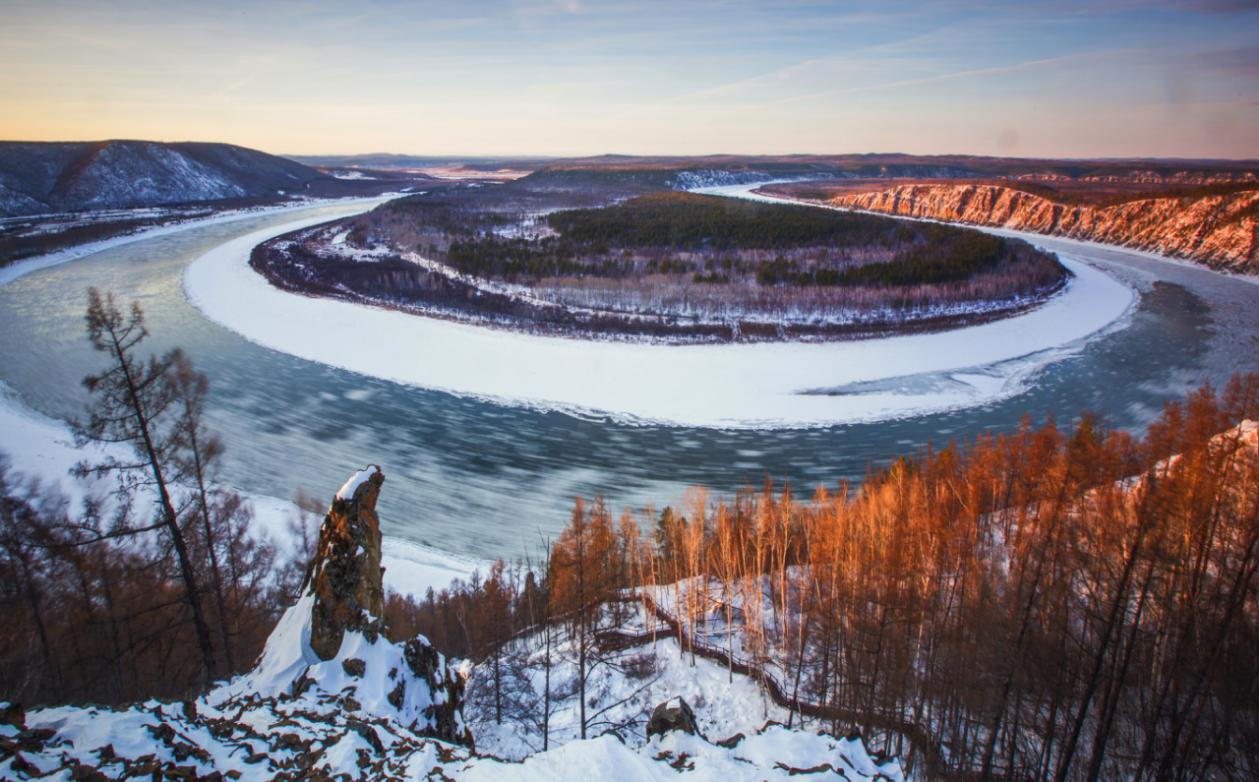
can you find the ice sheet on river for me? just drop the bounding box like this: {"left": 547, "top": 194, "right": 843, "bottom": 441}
{"left": 183, "top": 214, "right": 1135, "bottom": 429}
{"left": 0, "top": 381, "right": 478, "bottom": 599}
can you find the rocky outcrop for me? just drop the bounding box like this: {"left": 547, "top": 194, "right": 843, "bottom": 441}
{"left": 0, "top": 466, "right": 475, "bottom": 781}
{"left": 299, "top": 465, "right": 472, "bottom": 747}
{"left": 826, "top": 183, "right": 1259, "bottom": 274}
{"left": 307, "top": 467, "right": 387, "bottom": 660}
{"left": 401, "top": 637, "right": 472, "bottom": 746}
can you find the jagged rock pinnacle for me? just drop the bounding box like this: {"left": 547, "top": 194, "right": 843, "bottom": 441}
{"left": 298, "top": 465, "right": 474, "bottom": 747}
{"left": 307, "top": 465, "right": 386, "bottom": 660}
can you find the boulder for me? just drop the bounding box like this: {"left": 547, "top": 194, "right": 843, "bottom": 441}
{"left": 404, "top": 638, "right": 473, "bottom": 746}
{"left": 646, "top": 696, "right": 700, "bottom": 739}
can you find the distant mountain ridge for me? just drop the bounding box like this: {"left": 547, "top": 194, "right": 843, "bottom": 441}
{"left": 0, "top": 140, "right": 329, "bottom": 216}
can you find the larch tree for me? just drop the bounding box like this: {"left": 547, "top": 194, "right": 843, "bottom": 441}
{"left": 74, "top": 288, "right": 217, "bottom": 684}
{"left": 550, "top": 497, "right": 617, "bottom": 739}
{"left": 169, "top": 352, "right": 236, "bottom": 673}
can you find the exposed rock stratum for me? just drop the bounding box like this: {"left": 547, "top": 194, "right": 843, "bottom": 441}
{"left": 826, "top": 183, "right": 1259, "bottom": 274}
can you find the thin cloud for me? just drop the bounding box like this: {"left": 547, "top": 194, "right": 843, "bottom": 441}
{"left": 766, "top": 51, "right": 1108, "bottom": 106}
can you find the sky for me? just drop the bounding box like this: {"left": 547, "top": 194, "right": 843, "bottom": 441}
{"left": 1, "top": 0, "right": 1257, "bottom": 159}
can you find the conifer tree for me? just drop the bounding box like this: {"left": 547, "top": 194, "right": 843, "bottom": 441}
{"left": 75, "top": 288, "right": 217, "bottom": 684}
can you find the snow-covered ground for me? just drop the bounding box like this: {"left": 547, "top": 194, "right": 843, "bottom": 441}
{"left": 8, "top": 581, "right": 905, "bottom": 781}
{"left": 466, "top": 727, "right": 902, "bottom": 782}
{"left": 468, "top": 601, "right": 793, "bottom": 758}
{"left": 0, "top": 381, "right": 477, "bottom": 600}
{"left": 460, "top": 591, "right": 907, "bottom": 777}
{"left": 184, "top": 207, "right": 1135, "bottom": 429}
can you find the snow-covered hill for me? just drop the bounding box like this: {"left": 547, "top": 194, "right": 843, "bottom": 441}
{"left": 464, "top": 598, "right": 900, "bottom": 781}
{"left": 670, "top": 169, "right": 774, "bottom": 190}
{"left": 0, "top": 140, "right": 328, "bottom": 216}
{"left": 1, "top": 466, "right": 905, "bottom": 781}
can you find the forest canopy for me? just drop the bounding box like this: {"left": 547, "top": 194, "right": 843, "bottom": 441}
{"left": 443, "top": 192, "right": 1032, "bottom": 288}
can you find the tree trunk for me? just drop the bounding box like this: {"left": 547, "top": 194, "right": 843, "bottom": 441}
{"left": 110, "top": 326, "right": 216, "bottom": 683}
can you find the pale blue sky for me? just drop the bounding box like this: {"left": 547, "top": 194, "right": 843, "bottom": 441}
{"left": 2, "top": 0, "right": 1257, "bottom": 157}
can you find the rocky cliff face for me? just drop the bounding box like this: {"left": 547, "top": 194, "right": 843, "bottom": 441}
{"left": 827, "top": 184, "right": 1259, "bottom": 274}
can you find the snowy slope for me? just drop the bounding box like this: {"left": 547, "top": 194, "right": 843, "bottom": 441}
{"left": 9, "top": 591, "right": 473, "bottom": 780}
{"left": 4, "top": 595, "right": 904, "bottom": 781}
{"left": 468, "top": 600, "right": 800, "bottom": 758}
{"left": 0, "top": 141, "right": 327, "bottom": 216}
{"left": 2, "top": 467, "right": 906, "bottom": 782}
{"left": 670, "top": 169, "right": 774, "bottom": 189}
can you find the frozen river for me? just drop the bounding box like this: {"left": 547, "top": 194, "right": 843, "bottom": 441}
{"left": 2, "top": 194, "right": 1257, "bottom": 560}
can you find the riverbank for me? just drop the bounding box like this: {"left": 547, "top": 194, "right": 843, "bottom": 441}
{"left": 740, "top": 183, "right": 1259, "bottom": 288}
{"left": 756, "top": 180, "right": 1259, "bottom": 275}
{"left": 0, "top": 195, "right": 394, "bottom": 286}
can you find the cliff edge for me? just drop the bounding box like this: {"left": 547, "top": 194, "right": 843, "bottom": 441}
{"left": 825, "top": 183, "right": 1258, "bottom": 274}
